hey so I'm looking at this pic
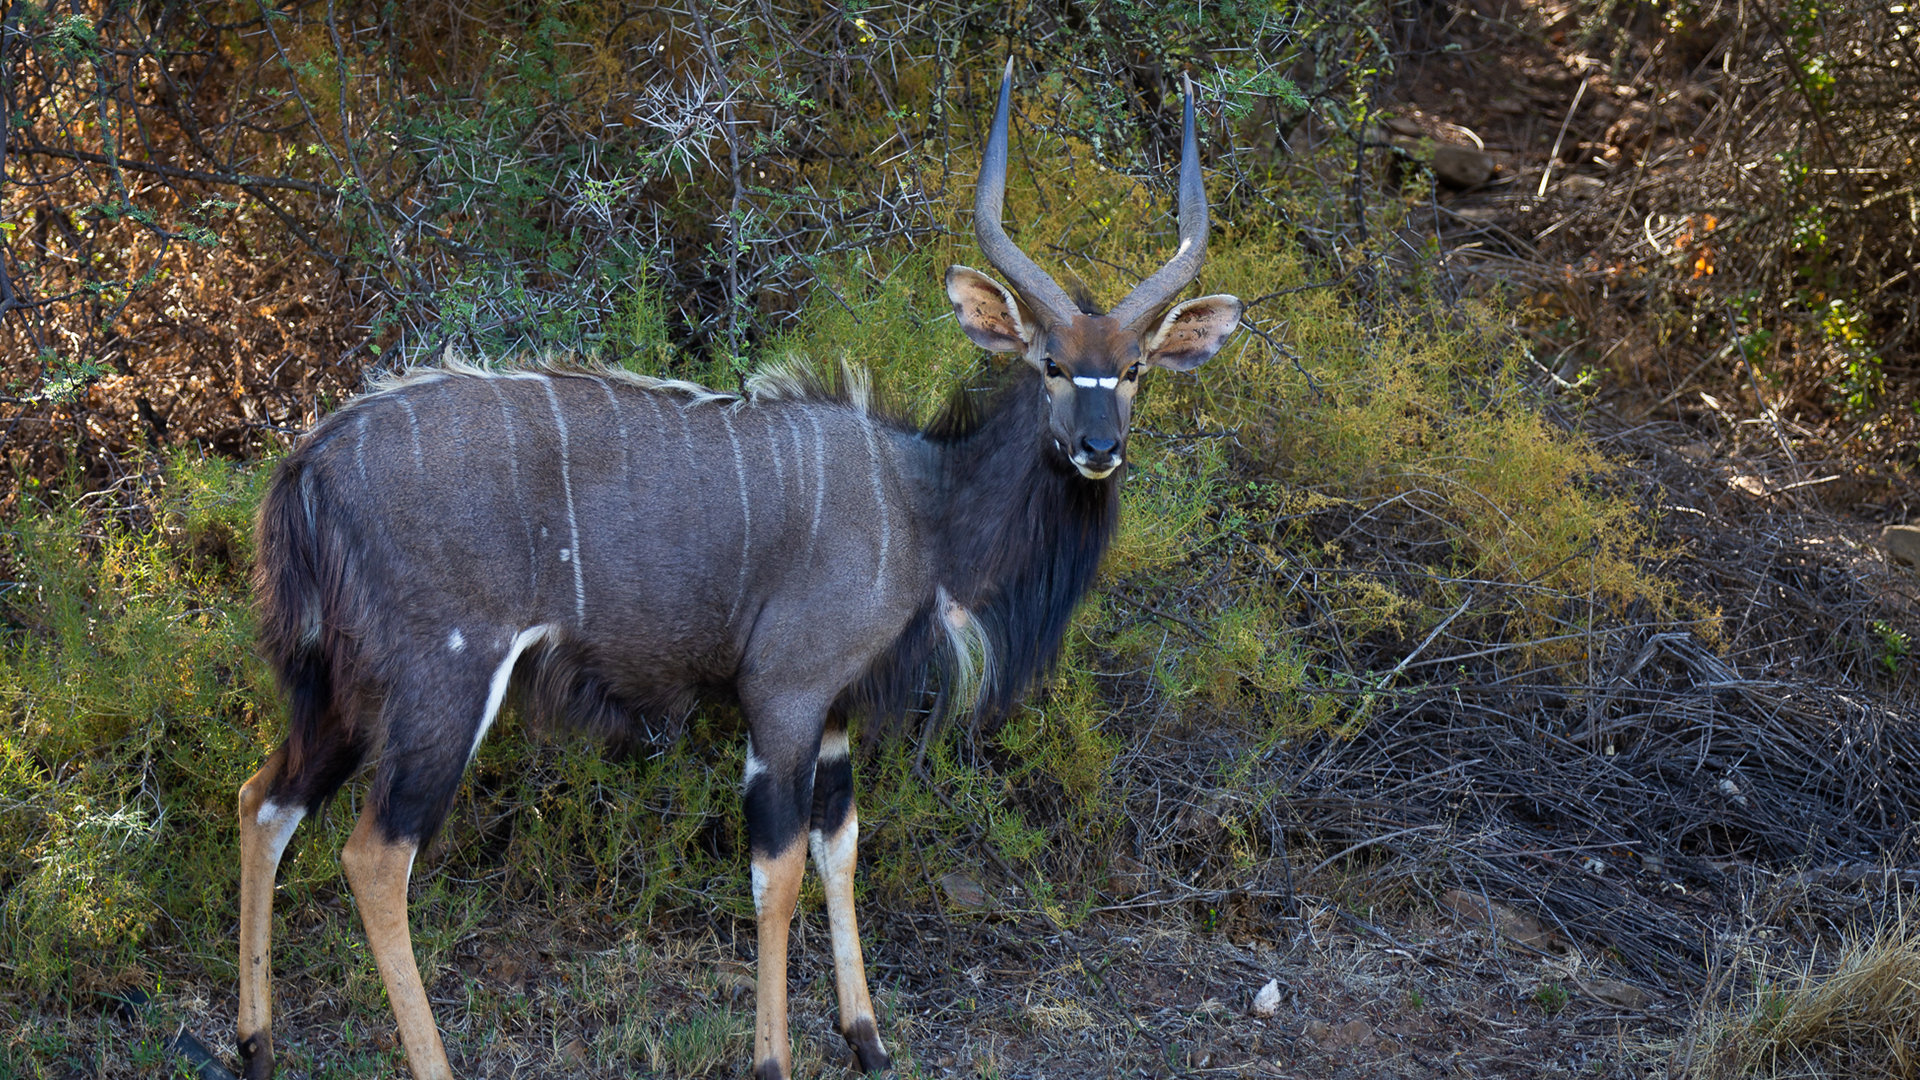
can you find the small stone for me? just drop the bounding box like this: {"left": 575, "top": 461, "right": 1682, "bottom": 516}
{"left": 1252, "top": 978, "right": 1282, "bottom": 1017}
{"left": 938, "top": 871, "right": 990, "bottom": 910}
{"left": 1430, "top": 143, "right": 1495, "bottom": 188}
{"left": 1884, "top": 524, "right": 1920, "bottom": 568}
{"left": 1573, "top": 975, "right": 1653, "bottom": 1009}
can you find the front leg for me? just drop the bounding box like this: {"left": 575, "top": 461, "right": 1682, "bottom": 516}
{"left": 810, "top": 721, "right": 890, "bottom": 1072}
{"left": 744, "top": 735, "right": 813, "bottom": 1080}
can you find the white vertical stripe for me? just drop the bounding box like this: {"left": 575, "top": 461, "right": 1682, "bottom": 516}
{"left": 540, "top": 378, "right": 587, "bottom": 626}
{"left": 353, "top": 412, "right": 370, "bottom": 488}
{"left": 470, "top": 625, "right": 553, "bottom": 761}
{"left": 856, "top": 412, "right": 890, "bottom": 588}
{"left": 767, "top": 411, "right": 786, "bottom": 501}
{"left": 781, "top": 410, "right": 807, "bottom": 535}
{"left": 397, "top": 396, "right": 425, "bottom": 472}
{"left": 805, "top": 408, "right": 827, "bottom": 569}
{"left": 485, "top": 379, "right": 539, "bottom": 595}
{"left": 591, "top": 376, "right": 632, "bottom": 494}
{"left": 723, "top": 411, "right": 752, "bottom": 624}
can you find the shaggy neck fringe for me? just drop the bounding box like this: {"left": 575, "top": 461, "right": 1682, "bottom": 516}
{"left": 840, "top": 363, "right": 1120, "bottom": 732}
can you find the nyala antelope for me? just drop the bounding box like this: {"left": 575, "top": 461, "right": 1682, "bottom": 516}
{"left": 236, "top": 62, "right": 1241, "bottom": 1080}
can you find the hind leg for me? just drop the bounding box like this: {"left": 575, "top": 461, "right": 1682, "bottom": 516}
{"left": 340, "top": 803, "right": 449, "bottom": 1080}
{"left": 810, "top": 717, "right": 889, "bottom": 1072}
{"left": 238, "top": 724, "right": 369, "bottom": 1078}
{"left": 341, "top": 634, "right": 541, "bottom": 1080}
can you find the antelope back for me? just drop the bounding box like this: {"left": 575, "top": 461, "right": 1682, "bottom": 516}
{"left": 266, "top": 364, "right": 935, "bottom": 732}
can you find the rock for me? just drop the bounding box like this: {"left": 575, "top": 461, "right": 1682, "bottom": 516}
{"left": 1383, "top": 115, "right": 1423, "bottom": 136}
{"left": 1573, "top": 974, "right": 1653, "bottom": 1009}
{"left": 1430, "top": 143, "right": 1495, "bottom": 188}
{"left": 1439, "top": 888, "right": 1567, "bottom": 951}
{"left": 1305, "top": 1019, "right": 1335, "bottom": 1044}
{"left": 1728, "top": 475, "right": 1768, "bottom": 498}
{"left": 938, "top": 870, "right": 991, "bottom": 910}
{"left": 1884, "top": 524, "right": 1920, "bottom": 567}
{"left": 1252, "top": 978, "right": 1282, "bottom": 1017}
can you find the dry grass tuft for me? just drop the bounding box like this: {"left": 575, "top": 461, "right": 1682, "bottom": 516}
{"left": 1682, "top": 905, "right": 1920, "bottom": 1079}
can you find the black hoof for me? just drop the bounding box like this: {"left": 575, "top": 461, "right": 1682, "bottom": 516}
{"left": 237, "top": 1031, "right": 273, "bottom": 1080}
{"left": 842, "top": 1018, "right": 891, "bottom": 1074}
{"left": 751, "top": 1057, "right": 787, "bottom": 1080}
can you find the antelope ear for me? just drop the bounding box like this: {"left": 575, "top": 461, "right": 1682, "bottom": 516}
{"left": 1143, "top": 294, "right": 1244, "bottom": 371}
{"left": 946, "top": 265, "right": 1035, "bottom": 354}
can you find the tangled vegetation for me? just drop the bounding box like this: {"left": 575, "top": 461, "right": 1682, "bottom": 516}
{"left": 2, "top": 0, "right": 1917, "bottom": 1076}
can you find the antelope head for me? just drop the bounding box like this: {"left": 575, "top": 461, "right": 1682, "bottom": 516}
{"left": 947, "top": 60, "right": 1243, "bottom": 480}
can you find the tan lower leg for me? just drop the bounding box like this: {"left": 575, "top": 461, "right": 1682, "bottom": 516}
{"left": 751, "top": 841, "right": 807, "bottom": 1079}
{"left": 237, "top": 756, "right": 301, "bottom": 1079}
{"left": 340, "top": 809, "right": 451, "bottom": 1080}
{"left": 811, "top": 810, "right": 883, "bottom": 1048}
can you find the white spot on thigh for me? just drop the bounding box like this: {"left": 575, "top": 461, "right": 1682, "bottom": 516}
{"left": 743, "top": 740, "right": 768, "bottom": 788}
{"left": 559, "top": 548, "right": 570, "bottom": 562}
{"left": 448, "top": 628, "right": 466, "bottom": 653}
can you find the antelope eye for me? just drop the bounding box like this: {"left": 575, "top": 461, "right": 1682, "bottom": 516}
{"left": 1124, "top": 363, "right": 1141, "bottom": 381}
{"left": 1045, "top": 359, "right": 1064, "bottom": 379}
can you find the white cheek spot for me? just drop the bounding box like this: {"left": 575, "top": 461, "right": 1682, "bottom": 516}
{"left": 448, "top": 629, "right": 465, "bottom": 653}
{"left": 558, "top": 548, "right": 571, "bottom": 562}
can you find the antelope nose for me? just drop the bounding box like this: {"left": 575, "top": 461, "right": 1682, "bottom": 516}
{"left": 1081, "top": 436, "right": 1118, "bottom": 457}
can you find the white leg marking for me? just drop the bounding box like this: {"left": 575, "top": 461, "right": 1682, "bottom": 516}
{"left": 722, "top": 410, "right": 752, "bottom": 624}
{"left": 856, "top": 412, "right": 891, "bottom": 588}
{"left": 448, "top": 628, "right": 465, "bottom": 653}
{"left": 470, "top": 625, "right": 553, "bottom": 761}
{"left": 540, "top": 379, "right": 588, "bottom": 626}
{"left": 805, "top": 408, "right": 827, "bottom": 568}
{"left": 811, "top": 805, "right": 879, "bottom": 1046}
{"left": 397, "top": 395, "right": 425, "bottom": 472}
{"left": 818, "top": 727, "right": 850, "bottom": 763}
{"left": 254, "top": 800, "right": 307, "bottom": 865}
{"left": 751, "top": 859, "right": 769, "bottom": 914}
{"left": 485, "top": 380, "right": 539, "bottom": 595}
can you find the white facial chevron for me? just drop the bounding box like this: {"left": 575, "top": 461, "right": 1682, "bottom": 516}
{"left": 1071, "top": 375, "right": 1120, "bottom": 389}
